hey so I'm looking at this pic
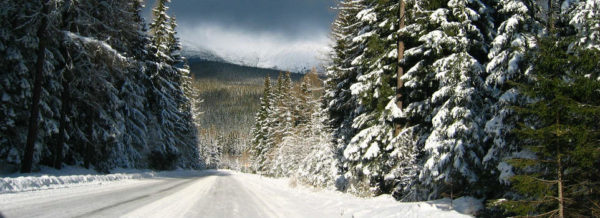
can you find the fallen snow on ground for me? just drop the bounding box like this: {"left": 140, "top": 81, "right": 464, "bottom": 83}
{"left": 0, "top": 165, "right": 205, "bottom": 194}
{"left": 230, "top": 170, "right": 478, "bottom": 218}
{"left": 0, "top": 168, "right": 479, "bottom": 217}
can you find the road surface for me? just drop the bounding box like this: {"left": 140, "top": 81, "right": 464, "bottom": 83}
{"left": 0, "top": 170, "right": 472, "bottom": 218}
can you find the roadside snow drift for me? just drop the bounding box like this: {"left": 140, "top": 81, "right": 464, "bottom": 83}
{"left": 0, "top": 166, "right": 205, "bottom": 194}
{"left": 0, "top": 169, "right": 478, "bottom": 217}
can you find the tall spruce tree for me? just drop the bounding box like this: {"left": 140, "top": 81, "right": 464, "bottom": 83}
{"left": 324, "top": 0, "right": 362, "bottom": 189}
{"left": 483, "top": 0, "right": 541, "bottom": 186}
{"left": 0, "top": 1, "right": 50, "bottom": 172}
{"left": 147, "top": 0, "right": 201, "bottom": 169}
{"left": 501, "top": 37, "right": 600, "bottom": 218}
{"left": 250, "top": 76, "right": 273, "bottom": 173}
{"left": 416, "top": 0, "right": 493, "bottom": 199}
{"left": 0, "top": 0, "right": 201, "bottom": 172}
{"left": 394, "top": 0, "right": 438, "bottom": 200}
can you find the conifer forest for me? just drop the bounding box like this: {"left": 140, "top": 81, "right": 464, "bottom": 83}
{"left": 1, "top": 0, "right": 599, "bottom": 217}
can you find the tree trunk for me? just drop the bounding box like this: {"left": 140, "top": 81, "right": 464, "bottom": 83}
{"left": 557, "top": 111, "right": 564, "bottom": 218}
{"left": 394, "top": 0, "right": 406, "bottom": 136}
{"left": 21, "top": 0, "right": 49, "bottom": 173}
{"left": 548, "top": 0, "right": 555, "bottom": 31}
{"left": 558, "top": 153, "right": 564, "bottom": 218}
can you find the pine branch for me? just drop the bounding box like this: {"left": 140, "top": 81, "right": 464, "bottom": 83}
{"left": 525, "top": 209, "right": 559, "bottom": 218}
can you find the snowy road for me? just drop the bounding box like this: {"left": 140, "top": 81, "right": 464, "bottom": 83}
{"left": 0, "top": 170, "right": 472, "bottom": 218}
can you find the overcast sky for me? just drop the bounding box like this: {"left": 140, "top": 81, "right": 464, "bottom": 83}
{"left": 143, "top": 0, "right": 337, "bottom": 71}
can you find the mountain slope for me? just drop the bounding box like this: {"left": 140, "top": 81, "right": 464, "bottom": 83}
{"left": 188, "top": 58, "right": 304, "bottom": 83}
{"left": 189, "top": 59, "right": 305, "bottom": 168}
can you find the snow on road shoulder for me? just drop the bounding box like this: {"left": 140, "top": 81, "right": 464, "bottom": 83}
{"left": 227, "top": 170, "right": 479, "bottom": 218}
{"left": 0, "top": 166, "right": 207, "bottom": 194}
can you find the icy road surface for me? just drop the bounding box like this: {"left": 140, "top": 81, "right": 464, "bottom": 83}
{"left": 0, "top": 170, "right": 472, "bottom": 218}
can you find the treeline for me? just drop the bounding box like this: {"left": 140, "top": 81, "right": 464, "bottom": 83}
{"left": 190, "top": 62, "right": 305, "bottom": 170}
{"left": 188, "top": 59, "right": 304, "bottom": 83}
{"left": 192, "top": 79, "right": 262, "bottom": 169}
{"left": 248, "top": 71, "right": 338, "bottom": 187}
{"left": 0, "top": 0, "right": 201, "bottom": 173}
{"left": 251, "top": 0, "right": 600, "bottom": 216}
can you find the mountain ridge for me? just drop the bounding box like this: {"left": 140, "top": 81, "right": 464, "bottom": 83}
{"left": 182, "top": 45, "right": 319, "bottom": 73}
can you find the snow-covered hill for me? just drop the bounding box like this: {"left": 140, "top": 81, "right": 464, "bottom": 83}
{"left": 181, "top": 41, "right": 323, "bottom": 73}
{"left": 180, "top": 46, "right": 228, "bottom": 63}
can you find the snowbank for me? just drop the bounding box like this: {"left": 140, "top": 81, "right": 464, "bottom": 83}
{"left": 228, "top": 170, "right": 481, "bottom": 217}
{"left": 0, "top": 166, "right": 205, "bottom": 194}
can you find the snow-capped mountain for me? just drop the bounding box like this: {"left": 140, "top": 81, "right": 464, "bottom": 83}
{"left": 181, "top": 40, "right": 326, "bottom": 73}
{"left": 181, "top": 46, "right": 228, "bottom": 63}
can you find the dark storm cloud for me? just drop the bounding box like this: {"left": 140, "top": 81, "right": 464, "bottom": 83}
{"left": 143, "top": 0, "right": 337, "bottom": 71}
{"left": 146, "top": 0, "right": 336, "bottom": 40}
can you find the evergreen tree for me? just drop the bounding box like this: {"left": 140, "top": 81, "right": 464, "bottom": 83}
{"left": 20, "top": 0, "right": 48, "bottom": 173}
{"left": 501, "top": 37, "right": 600, "bottom": 218}
{"left": 0, "top": 0, "right": 201, "bottom": 172}
{"left": 483, "top": 0, "right": 541, "bottom": 186}
{"left": 250, "top": 76, "right": 272, "bottom": 173}
{"left": 147, "top": 0, "right": 200, "bottom": 169}
{"left": 394, "top": 0, "right": 436, "bottom": 200}
{"left": 415, "top": 0, "right": 493, "bottom": 199}
{"left": 323, "top": 0, "right": 362, "bottom": 188}
{"left": 342, "top": 0, "right": 397, "bottom": 196}
{"left": 264, "top": 73, "right": 295, "bottom": 176}
{"left": 1, "top": 1, "right": 44, "bottom": 171}
{"left": 569, "top": 0, "right": 600, "bottom": 53}
{"left": 149, "top": 0, "right": 172, "bottom": 63}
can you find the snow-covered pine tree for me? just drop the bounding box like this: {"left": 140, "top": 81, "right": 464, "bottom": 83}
{"left": 0, "top": 0, "right": 62, "bottom": 172}
{"left": 415, "top": 0, "right": 493, "bottom": 199}
{"left": 483, "top": 0, "right": 541, "bottom": 187}
{"left": 336, "top": 0, "right": 428, "bottom": 199}
{"left": 341, "top": 0, "right": 403, "bottom": 196}
{"left": 294, "top": 80, "right": 312, "bottom": 129}
{"left": 147, "top": 0, "right": 200, "bottom": 169}
{"left": 265, "top": 73, "right": 295, "bottom": 176}
{"left": 1, "top": 0, "right": 200, "bottom": 172}
{"left": 149, "top": 0, "right": 172, "bottom": 64}
{"left": 250, "top": 76, "right": 272, "bottom": 173}
{"left": 116, "top": 0, "right": 153, "bottom": 169}
{"left": 0, "top": 1, "right": 37, "bottom": 171}
{"left": 295, "top": 73, "right": 338, "bottom": 189}
{"left": 256, "top": 74, "right": 284, "bottom": 174}
{"left": 272, "top": 74, "right": 321, "bottom": 177}
{"left": 383, "top": 0, "right": 439, "bottom": 201}
{"left": 167, "top": 15, "right": 200, "bottom": 169}
{"left": 324, "top": 0, "right": 363, "bottom": 188}
{"left": 296, "top": 106, "right": 338, "bottom": 188}
{"left": 569, "top": 0, "right": 600, "bottom": 51}
{"left": 60, "top": 0, "right": 141, "bottom": 171}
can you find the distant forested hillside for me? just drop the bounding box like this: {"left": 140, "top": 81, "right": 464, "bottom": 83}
{"left": 189, "top": 59, "right": 304, "bottom": 169}
{"left": 188, "top": 59, "right": 304, "bottom": 83}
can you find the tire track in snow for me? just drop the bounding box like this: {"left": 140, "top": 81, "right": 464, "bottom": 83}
{"left": 74, "top": 178, "right": 198, "bottom": 218}
{"left": 122, "top": 176, "right": 216, "bottom": 218}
